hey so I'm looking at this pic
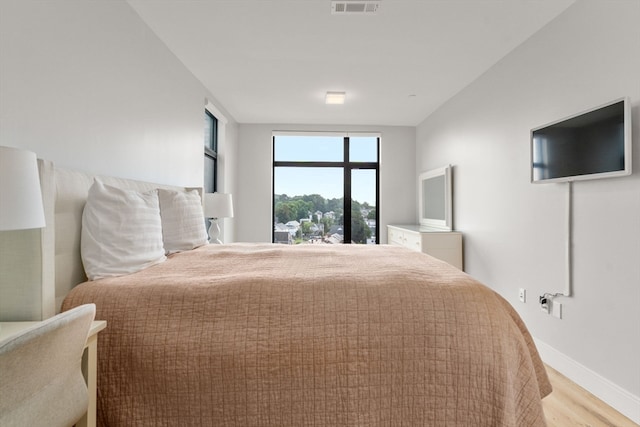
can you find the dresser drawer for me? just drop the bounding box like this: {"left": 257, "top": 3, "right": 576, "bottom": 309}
{"left": 388, "top": 227, "right": 403, "bottom": 245}
{"left": 403, "top": 232, "right": 422, "bottom": 252}
{"left": 388, "top": 227, "right": 422, "bottom": 252}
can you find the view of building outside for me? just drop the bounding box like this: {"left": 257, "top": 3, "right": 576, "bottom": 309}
{"left": 273, "top": 134, "right": 378, "bottom": 244}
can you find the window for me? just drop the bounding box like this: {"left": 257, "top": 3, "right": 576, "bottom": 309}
{"left": 272, "top": 133, "right": 379, "bottom": 244}
{"left": 204, "top": 110, "right": 218, "bottom": 193}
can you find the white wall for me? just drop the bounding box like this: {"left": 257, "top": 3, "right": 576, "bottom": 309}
{"left": 0, "top": 0, "right": 238, "bottom": 318}
{"left": 236, "top": 124, "right": 416, "bottom": 243}
{"left": 416, "top": 0, "right": 640, "bottom": 420}
{"left": 0, "top": 0, "right": 237, "bottom": 191}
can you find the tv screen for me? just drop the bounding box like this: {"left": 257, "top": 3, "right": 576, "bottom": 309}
{"left": 531, "top": 98, "right": 632, "bottom": 183}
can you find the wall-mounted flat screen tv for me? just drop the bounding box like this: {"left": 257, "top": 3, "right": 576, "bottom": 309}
{"left": 531, "top": 98, "right": 632, "bottom": 183}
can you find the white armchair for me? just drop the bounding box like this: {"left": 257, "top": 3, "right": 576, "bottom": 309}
{"left": 0, "top": 304, "right": 96, "bottom": 427}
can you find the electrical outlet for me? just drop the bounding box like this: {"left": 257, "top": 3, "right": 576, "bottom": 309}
{"left": 551, "top": 301, "right": 562, "bottom": 319}
{"left": 539, "top": 296, "right": 550, "bottom": 313}
{"left": 518, "top": 288, "right": 526, "bottom": 303}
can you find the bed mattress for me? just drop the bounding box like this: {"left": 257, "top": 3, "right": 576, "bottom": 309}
{"left": 63, "top": 243, "right": 551, "bottom": 426}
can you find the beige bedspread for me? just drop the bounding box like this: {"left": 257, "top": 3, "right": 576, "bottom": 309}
{"left": 62, "top": 243, "right": 551, "bottom": 426}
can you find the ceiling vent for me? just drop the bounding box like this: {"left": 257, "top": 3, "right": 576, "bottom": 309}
{"left": 331, "top": 1, "right": 380, "bottom": 15}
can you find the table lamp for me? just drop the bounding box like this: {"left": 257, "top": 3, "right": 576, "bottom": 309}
{"left": 0, "top": 146, "right": 46, "bottom": 328}
{"left": 0, "top": 146, "right": 45, "bottom": 231}
{"left": 203, "top": 192, "right": 233, "bottom": 244}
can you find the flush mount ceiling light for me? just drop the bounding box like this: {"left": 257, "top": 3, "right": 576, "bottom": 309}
{"left": 331, "top": 1, "right": 380, "bottom": 15}
{"left": 325, "top": 91, "right": 346, "bottom": 105}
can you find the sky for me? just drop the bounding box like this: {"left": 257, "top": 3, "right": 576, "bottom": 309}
{"left": 273, "top": 135, "right": 378, "bottom": 205}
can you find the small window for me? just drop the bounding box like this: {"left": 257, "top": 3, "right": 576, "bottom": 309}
{"left": 204, "top": 111, "right": 218, "bottom": 193}
{"left": 349, "top": 136, "right": 378, "bottom": 163}
{"left": 273, "top": 135, "right": 343, "bottom": 162}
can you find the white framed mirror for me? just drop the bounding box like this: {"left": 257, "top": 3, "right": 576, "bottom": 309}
{"left": 418, "top": 165, "right": 452, "bottom": 231}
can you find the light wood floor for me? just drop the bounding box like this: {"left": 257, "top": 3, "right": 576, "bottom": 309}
{"left": 543, "top": 365, "right": 638, "bottom": 427}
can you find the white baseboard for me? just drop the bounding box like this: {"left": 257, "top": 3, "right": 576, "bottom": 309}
{"left": 534, "top": 338, "right": 640, "bottom": 425}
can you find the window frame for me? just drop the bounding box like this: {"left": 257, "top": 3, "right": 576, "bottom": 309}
{"left": 204, "top": 110, "right": 218, "bottom": 193}
{"left": 272, "top": 133, "right": 380, "bottom": 244}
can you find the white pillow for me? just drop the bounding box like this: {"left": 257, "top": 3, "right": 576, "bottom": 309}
{"left": 81, "top": 180, "right": 166, "bottom": 280}
{"left": 158, "top": 189, "right": 208, "bottom": 254}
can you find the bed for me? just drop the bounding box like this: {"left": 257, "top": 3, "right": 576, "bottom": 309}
{"left": 39, "top": 160, "right": 551, "bottom": 426}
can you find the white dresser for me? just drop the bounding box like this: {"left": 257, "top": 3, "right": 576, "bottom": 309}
{"left": 387, "top": 224, "right": 463, "bottom": 270}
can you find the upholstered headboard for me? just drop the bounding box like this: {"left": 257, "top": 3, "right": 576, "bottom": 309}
{"left": 37, "top": 160, "right": 198, "bottom": 313}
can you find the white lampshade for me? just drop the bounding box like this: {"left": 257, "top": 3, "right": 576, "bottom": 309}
{"left": 0, "top": 146, "right": 45, "bottom": 231}
{"left": 204, "top": 192, "right": 234, "bottom": 219}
